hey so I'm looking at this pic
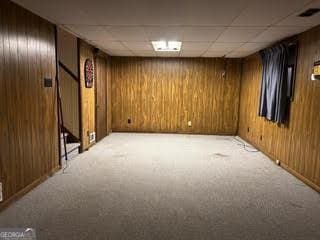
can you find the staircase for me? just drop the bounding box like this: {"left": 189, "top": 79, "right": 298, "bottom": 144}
{"left": 60, "top": 133, "right": 81, "bottom": 161}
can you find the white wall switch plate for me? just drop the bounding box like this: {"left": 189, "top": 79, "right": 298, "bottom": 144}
{"left": 188, "top": 121, "right": 192, "bottom": 127}
{"left": 0, "top": 182, "right": 3, "bottom": 202}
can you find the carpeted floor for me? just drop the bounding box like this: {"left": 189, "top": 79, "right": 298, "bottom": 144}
{"left": 0, "top": 133, "right": 319, "bottom": 240}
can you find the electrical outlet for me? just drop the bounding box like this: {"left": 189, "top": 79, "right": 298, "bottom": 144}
{"left": 0, "top": 182, "right": 3, "bottom": 202}
{"left": 89, "top": 132, "right": 96, "bottom": 143}
{"left": 188, "top": 121, "right": 192, "bottom": 127}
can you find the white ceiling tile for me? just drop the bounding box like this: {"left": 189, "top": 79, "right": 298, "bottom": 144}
{"left": 13, "top": 0, "right": 252, "bottom": 25}
{"left": 182, "top": 27, "right": 226, "bottom": 41}
{"left": 11, "top": 0, "right": 318, "bottom": 59}
{"left": 231, "top": 0, "right": 311, "bottom": 26}
{"left": 202, "top": 51, "right": 229, "bottom": 57}
{"left": 106, "top": 50, "right": 133, "bottom": 56}
{"left": 63, "top": 25, "right": 116, "bottom": 41}
{"left": 12, "top": 0, "right": 93, "bottom": 24}
{"left": 180, "top": 51, "right": 203, "bottom": 57}
{"left": 144, "top": 26, "right": 184, "bottom": 41}
{"left": 276, "top": 0, "right": 320, "bottom": 27}
{"left": 93, "top": 41, "right": 127, "bottom": 51}
{"left": 132, "top": 51, "right": 156, "bottom": 57}
{"left": 216, "top": 27, "right": 266, "bottom": 42}
{"left": 225, "top": 51, "right": 253, "bottom": 58}
{"left": 237, "top": 42, "right": 271, "bottom": 52}
{"left": 141, "top": 0, "right": 251, "bottom": 26}
{"left": 122, "top": 42, "right": 153, "bottom": 51}
{"left": 208, "top": 42, "right": 244, "bottom": 51}
{"left": 181, "top": 42, "right": 212, "bottom": 51}
{"left": 156, "top": 52, "right": 180, "bottom": 57}
{"left": 108, "top": 26, "right": 148, "bottom": 41}
{"left": 252, "top": 26, "right": 308, "bottom": 43}
{"left": 90, "top": 0, "right": 251, "bottom": 25}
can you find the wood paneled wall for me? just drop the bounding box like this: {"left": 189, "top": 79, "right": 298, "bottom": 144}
{"left": 57, "top": 27, "right": 80, "bottom": 139}
{"left": 106, "top": 56, "right": 112, "bottom": 134}
{"left": 79, "top": 40, "right": 96, "bottom": 150}
{"left": 95, "top": 52, "right": 112, "bottom": 141}
{"left": 111, "top": 57, "right": 242, "bottom": 134}
{"left": 0, "top": 0, "right": 59, "bottom": 209}
{"left": 57, "top": 27, "right": 78, "bottom": 77}
{"left": 238, "top": 26, "right": 320, "bottom": 191}
{"left": 60, "top": 66, "right": 80, "bottom": 138}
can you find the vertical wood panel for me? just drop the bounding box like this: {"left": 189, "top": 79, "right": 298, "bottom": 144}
{"left": 106, "top": 57, "right": 112, "bottom": 134}
{"left": 79, "top": 41, "right": 95, "bottom": 149}
{"left": 95, "top": 52, "right": 111, "bottom": 141}
{"left": 57, "top": 27, "right": 78, "bottom": 77}
{"left": 0, "top": 0, "right": 59, "bottom": 209}
{"left": 60, "top": 66, "right": 80, "bottom": 138}
{"left": 57, "top": 27, "right": 80, "bottom": 139}
{"left": 111, "top": 57, "right": 242, "bottom": 134}
{"left": 238, "top": 26, "right": 320, "bottom": 191}
{"left": 0, "top": 0, "right": 9, "bottom": 201}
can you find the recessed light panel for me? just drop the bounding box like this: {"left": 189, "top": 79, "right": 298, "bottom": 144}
{"left": 152, "top": 41, "right": 181, "bottom": 52}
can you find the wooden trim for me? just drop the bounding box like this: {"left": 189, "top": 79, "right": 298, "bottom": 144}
{"left": 54, "top": 26, "right": 62, "bottom": 167}
{"left": 236, "top": 59, "right": 244, "bottom": 134}
{"left": 0, "top": 166, "right": 61, "bottom": 212}
{"left": 281, "top": 163, "right": 320, "bottom": 193}
{"left": 94, "top": 52, "right": 98, "bottom": 142}
{"left": 290, "top": 40, "right": 299, "bottom": 102}
{"left": 77, "top": 38, "right": 83, "bottom": 152}
{"left": 112, "top": 130, "right": 236, "bottom": 136}
{"left": 238, "top": 135, "right": 320, "bottom": 193}
{"left": 59, "top": 61, "right": 79, "bottom": 82}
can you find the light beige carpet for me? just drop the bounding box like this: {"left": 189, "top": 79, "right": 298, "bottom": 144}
{"left": 0, "top": 133, "right": 319, "bottom": 240}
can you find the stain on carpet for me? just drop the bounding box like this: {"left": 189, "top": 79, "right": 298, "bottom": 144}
{"left": 211, "top": 153, "right": 229, "bottom": 158}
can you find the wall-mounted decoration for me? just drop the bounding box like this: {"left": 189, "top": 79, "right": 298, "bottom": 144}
{"left": 84, "top": 58, "right": 94, "bottom": 88}
{"left": 311, "top": 60, "right": 320, "bottom": 81}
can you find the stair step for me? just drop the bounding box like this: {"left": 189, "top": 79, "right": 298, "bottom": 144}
{"left": 60, "top": 136, "right": 80, "bottom": 160}
{"left": 61, "top": 142, "right": 80, "bottom": 152}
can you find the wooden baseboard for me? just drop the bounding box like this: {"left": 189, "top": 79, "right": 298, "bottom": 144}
{"left": 280, "top": 163, "right": 320, "bottom": 193}
{"left": 111, "top": 130, "right": 237, "bottom": 136}
{"left": 0, "top": 165, "right": 61, "bottom": 212}
{"left": 239, "top": 135, "right": 320, "bottom": 193}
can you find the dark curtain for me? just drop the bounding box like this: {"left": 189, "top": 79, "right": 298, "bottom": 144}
{"left": 259, "top": 44, "right": 289, "bottom": 123}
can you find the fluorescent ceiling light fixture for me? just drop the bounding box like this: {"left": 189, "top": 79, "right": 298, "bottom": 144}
{"left": 152, "top": 41, "right": 181, "bottom": 51}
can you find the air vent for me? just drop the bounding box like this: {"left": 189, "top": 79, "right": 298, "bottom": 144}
{"left": 298, "top": 8, "right": 320, "bottom": 17}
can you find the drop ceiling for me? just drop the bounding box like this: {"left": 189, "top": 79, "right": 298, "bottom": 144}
{"left": 13, "top": 0, "right": 320, "bottom": 57}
